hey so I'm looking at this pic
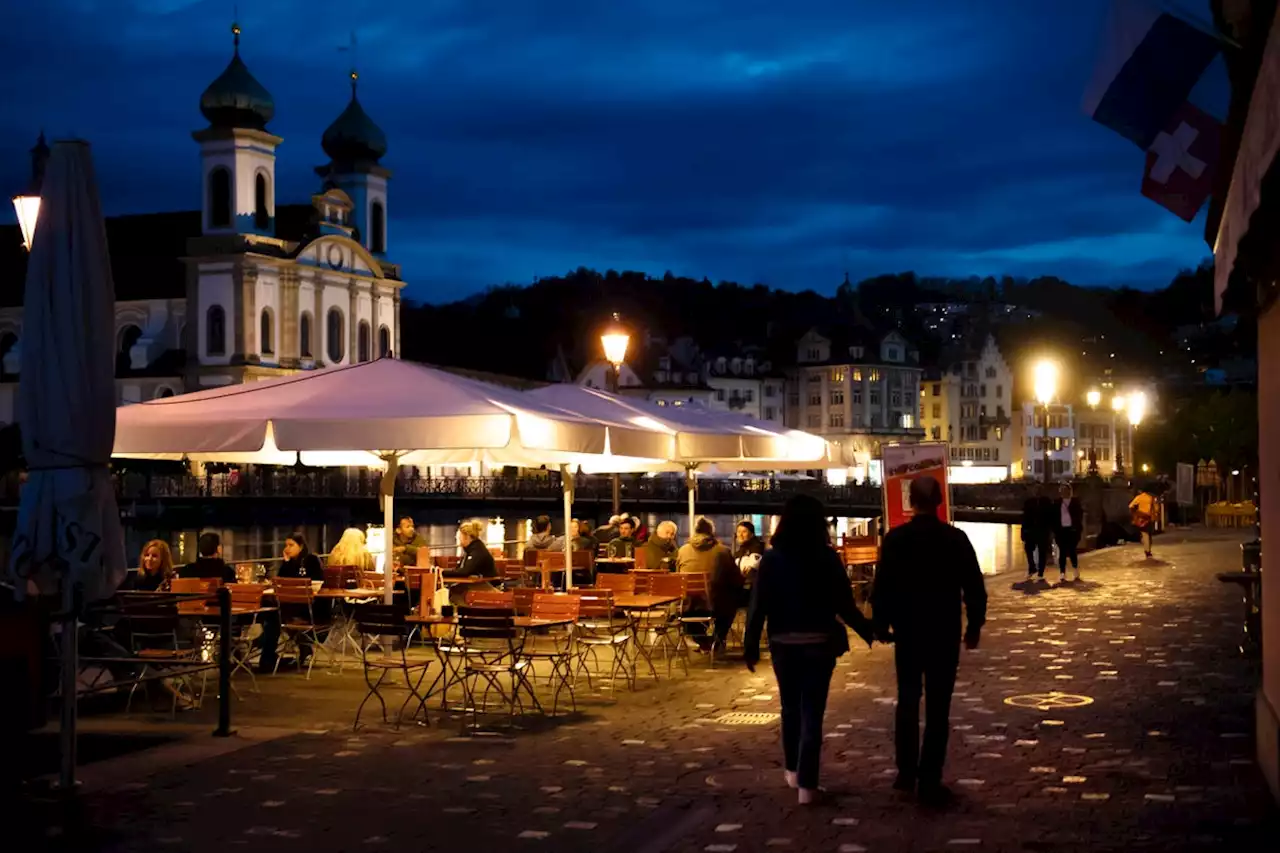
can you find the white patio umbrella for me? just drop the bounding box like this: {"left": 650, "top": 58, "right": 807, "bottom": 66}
{"left": 524, "top": 384, "right": 828, "bottom": 531}
{"left": 5, "top": 141, "right": 127, "bottom": 790}
{"left": 114, "top": 359, "right": 671, "bottom": 592}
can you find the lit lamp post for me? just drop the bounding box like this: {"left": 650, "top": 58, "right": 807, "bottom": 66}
{"left": 600, "top": 313, "right": 630, "bottom": 515}
{"left": 1112, "top": 395, "right": 1126, "bottom": 477}
{"left": 1033, "top": 359, "right": 1058, "bottom": 485}
{"left": 12, "top": 132, "right": 49, "bottom": 252}
{"left": 1085, "top": 389, "right": 1101, "bottom": 475}
{"left": 1127, "top": 390, "right": 1146, "bottom": 479}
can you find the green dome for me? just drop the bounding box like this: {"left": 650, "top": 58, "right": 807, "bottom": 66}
{"left": 199, "top": 27, "right": 274, "bottom": 130}
{"left": 321, "top": 79, "right": 387, "bottom": 165}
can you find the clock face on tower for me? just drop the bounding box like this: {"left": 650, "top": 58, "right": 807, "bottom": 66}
{"left": 326, "top": 244, "right": 343, "bottom": 270}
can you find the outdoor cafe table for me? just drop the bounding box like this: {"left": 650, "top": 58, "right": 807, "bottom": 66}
{"left": 608, "top": 593, "right": 681, "bottom": 680}
{"left": 404, "top": 614, "right": 575, "bottom": 715}
{"left": 595, "top": 557, "right": 635, "bottom": 574}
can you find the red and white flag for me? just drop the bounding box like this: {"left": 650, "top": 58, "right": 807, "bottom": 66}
{"left": 1140, "top": 101, "right": 1220, "bottom": 222}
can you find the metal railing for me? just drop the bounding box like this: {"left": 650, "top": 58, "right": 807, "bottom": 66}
{"left": 93, "top": 471, "right": 1045, "bottom": 511}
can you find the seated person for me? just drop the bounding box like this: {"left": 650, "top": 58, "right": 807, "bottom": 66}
{"left": 327, "top": 527, "right": 376, "bottom": 572}
{"left": 277, "top": 532, "right": 324, "bottom": 581}
{"left": 606, "top": 518, "right": 638, "bottom": 559}
{"left": 527, "top": 514, "right": 563, "bottom": 551}
{"left": 641, "top": 520, "right": 678, "bottom": 570}
{"left": 734, "top": 521, "right": 765, "bottom": 585}
{"left": 122, "top": 540, "right": 177, "bottom": 591}
{"left": 445, "top": 521, "right": 499, "bottom": 606}
{"left": 179, "top": 532, "right": 236, "bottom": 583}
{"left": 391, "top": 515, "right": 428, "bottom": 567}
{"left": 568, "top": 518, "right": 596, "bottom": 554}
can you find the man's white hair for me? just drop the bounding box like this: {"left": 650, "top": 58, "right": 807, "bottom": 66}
{"left": 657, "top": 520, "right": 678, "bottom": 538}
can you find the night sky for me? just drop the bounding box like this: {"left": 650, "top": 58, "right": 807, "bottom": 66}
{"left": 0, "top": 0, "right": 1218, "bottom": 301}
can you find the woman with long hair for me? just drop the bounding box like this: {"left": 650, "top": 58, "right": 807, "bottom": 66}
{"left": 744, "top": 494, "right": 873, "bottom": 804}
{"left": 125, "top": 539, "right": 175, "bottom": 591}
{"left": 279, "top": 532, "right": 324, "bottom": 581}
{"left": 328, "top": 527, "right": 376, "bottom": 572}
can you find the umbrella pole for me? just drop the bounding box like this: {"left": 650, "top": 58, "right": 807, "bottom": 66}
{"left": 686, "top": 465, "right": 697, "bottom": 537}
{"left": 59, "top": 581, "right": 79, "bottom": 791}
{"left": 380, "top": 455, "right": 400, "bottom": 605}
{"left": 561, "top": 465, "right": 574, "bottom": 590}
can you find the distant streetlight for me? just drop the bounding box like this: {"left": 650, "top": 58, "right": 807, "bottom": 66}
{"left": 1127, "top": 391, "right": 1146, "bottom": 481}
{"left": 1085, "top": 389, "right": 1101, "bottom": 475}
{"left": 12, "top": 132, "right": 49, "bottom": 251}
{"left": 600, "top": 313, "right": 630, "bottom": 515}
{"left": 1112, "top": 395, "right": 1127, "bottom": 477}
{"left": 1033, "top": 359, "right": 1058, "bottom": 485}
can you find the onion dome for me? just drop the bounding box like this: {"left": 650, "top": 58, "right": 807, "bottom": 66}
{"left": 199, "top": 23, "right": 275, "bottom": 131}
{"left": 321, "top": 71, "right": 387, "bottom": 166}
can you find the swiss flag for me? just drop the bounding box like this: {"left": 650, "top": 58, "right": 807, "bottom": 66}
{"left": 1140, "top": 101, "right": 1221, "bottom": 222}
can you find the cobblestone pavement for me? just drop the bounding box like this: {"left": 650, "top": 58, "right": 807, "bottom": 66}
{"left": 27, "top": 530, "right": 1280, "bottom": 852}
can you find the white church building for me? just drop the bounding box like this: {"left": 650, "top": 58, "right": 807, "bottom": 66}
{"left": 0, "top": 24, "right": 405, "bottom": 422}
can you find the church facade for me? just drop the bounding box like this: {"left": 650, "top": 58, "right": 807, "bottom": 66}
{"left": 0, "top": 24, "right": 404, "bottom": 421}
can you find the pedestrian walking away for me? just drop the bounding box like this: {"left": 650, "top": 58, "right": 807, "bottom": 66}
{"left": 871, "top": 476, "right": 987, "bottom": 807}
{"left": 1129, "top": 486, "right": 1157, "bottom": 559}
{"left": 1054, "top": 483, "right": 1084, "bottom": 581}
{"left": 744, "top": 494, "right": 874, "bottom": 806}
{"left": 1020, "top": 484, "right": 1053, "bottom": 578}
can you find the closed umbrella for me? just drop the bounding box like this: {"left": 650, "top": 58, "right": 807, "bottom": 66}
{"left": 6, "top": 141, "right": 126, "bottom": 789}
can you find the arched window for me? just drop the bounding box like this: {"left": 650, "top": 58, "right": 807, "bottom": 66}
{"left": 378, "top": 325, "right": 391, "bottom": 358}
{"left": 370, "top": 200, "right": 386, "bottom": 253}
{"left": 209, "top": 167, "right": 231, "bottom": 229}
{"left": 254, "top": 173, "right": 270, "bottom": 231}
{"left": 357, "top": 321, "right": 371, "bottom": 362}
{"left": 207, "top": 305, "right": 226, "bottom": 356}
{"left": 116, "top": 324, "right": 143, "bottom": 374}
{"left": 299, "top": 312, "right": 313, "bottom": 358}
{"left": 326, "top": 307, "right": 344, "bottom": 363}
{"left": 260, "top": 308, "right": 274, "bottom": 356}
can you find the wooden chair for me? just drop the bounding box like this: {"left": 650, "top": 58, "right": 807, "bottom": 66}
{"left": 435, "top": 555, "right": 461, "bottom": 571}
{"left": 323, "top": 565, "right": 358, "bottom": 589}
{"left": 597, "top": 573, "right": 636, "bottom": 595}
{"left": 573, "top": 590, "right": 632, "bottom": 694}
{"left": 676, "top": 573, "right": 717, "bottom": 665}
{"left": 455, "top": 607, "right": 538, "bottom": 727}
{"left": 465, "top": 589, "right": 516, "bottom": 609}
{"left": 273, "top": 578, "right": 332, "bottom": 678}
{"left": 526, "top": 593, "right": 581, "bottom": 714}
{"left": 637, "top": 573, "right": 689, "bottom": 676}
{"left": 511, "top": 587, "right": 537, "bottom": 617}
{"left": 170, "top": 577, "right": 216, "bottom": 614}
{"left": 351, "top": 604, "right": 431, "bottom": 730}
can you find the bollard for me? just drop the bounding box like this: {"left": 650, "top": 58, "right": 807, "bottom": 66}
{"left": 213, "top": 586, "right": 233, "bottom": 738}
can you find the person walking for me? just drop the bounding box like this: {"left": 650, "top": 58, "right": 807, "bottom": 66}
{"left": 1020, "top": 484, "right": 1053, "bottom": 579}
{"left": 1129, "top": 486, "right": 1157, "bottom": 559}
{"left": 744, "top": 495, "right": 874, "bottom": 805}
{"left": 1053, "top": 483, "right": 1084, "bottom": 581}
{"left": 872, "top": 476, "right": 987, "bottom": 807}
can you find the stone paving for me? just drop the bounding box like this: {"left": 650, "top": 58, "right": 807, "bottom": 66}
{"left": 26, "top": 530, "right": 1280, "bottom": 852}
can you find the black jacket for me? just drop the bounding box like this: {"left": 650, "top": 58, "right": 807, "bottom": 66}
{"left": 744, "top": 546, "right": 872, "bottom": 662}
{"left": 180, "top": 556, "right": 236, "bottom": 584}
{"left": 1054, "top": 497, "right": 1084, "bottom": 534}
{"left": 872, "top": 514, "right": 987, "bottom": 649}
{"left": 279, "top": 552, "right": 324, "bottom": 581}
{"left": 449, "top": 539, "right": 497, "bottom": 579}
{"left": 1021, "top": 496, "right": 1054, "bottom": 542}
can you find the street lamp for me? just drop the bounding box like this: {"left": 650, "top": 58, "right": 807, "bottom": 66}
{"left": 600, "top": 313, "right": 630, "bottom": 515}
{"left": 1033, "top": 359, "right": 1058, "bottom": 485}
{"left": 1127, "top": 391, "right": 1146, "bottom": 480}
{"left": 1085, "top": 389, "right": 1101, "bottom": 475}
{"left": 1112, "top": 395, "right": 1126, "bottom": 476}
{"left": 12, "top": 132, "right": 49, "bottom": 251}
{"left": 601, "top": 313, "right": 630, "bottom": 393}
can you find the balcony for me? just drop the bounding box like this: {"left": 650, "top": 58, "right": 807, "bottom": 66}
{"left": 980, "top": 413, "right": 1011, "bottom": 428}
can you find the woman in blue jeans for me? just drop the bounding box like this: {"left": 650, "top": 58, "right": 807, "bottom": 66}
{"left": 744, "top": 495, "right": 874, "bottom": 804}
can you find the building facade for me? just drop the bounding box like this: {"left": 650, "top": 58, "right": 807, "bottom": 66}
{"left": 786, "top": 326, "right": 925, "bottom": 474}
{"left": 1011, "top": 402, "right": 1076, "bottom": 481}
{"left": 919, "top": 334, "right": 1014, "bottom": 476}
{"left": 0, "top": 24, "right": 404, "bottom": 423}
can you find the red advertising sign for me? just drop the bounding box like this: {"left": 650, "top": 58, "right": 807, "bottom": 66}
{"left": 881, "top": 442, "right": 951, "bottom": 530}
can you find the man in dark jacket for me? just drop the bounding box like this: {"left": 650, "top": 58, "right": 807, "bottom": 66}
{"left": 872, "top": 476, "right": 987, "bottom": 807}
{"left": 180, "top": 532, "right": 236, "bottom": 583}
{"left": 1053, "top": 483, "right": 1084, "bottom": 581}
{"left": 1020, "top": 485, "right": 1053, "bottom": 579}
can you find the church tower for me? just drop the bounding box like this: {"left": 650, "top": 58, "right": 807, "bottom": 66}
{"left": 193, "top": 22, "right": 280, "bottom": 236}
{"left": 316, "top": 57, "right": 389, "bottom": 256}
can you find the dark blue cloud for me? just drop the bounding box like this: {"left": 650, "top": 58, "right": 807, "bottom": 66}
{"left": 0, "top": 0, "right": 1215, "bottom": 300}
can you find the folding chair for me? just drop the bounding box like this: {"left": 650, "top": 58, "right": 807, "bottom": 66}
{"left": 351, "top": 604, "right": 431, "bottom": 730}
{"left": 456, "top": 607, "right": 539, "bottom": 728}
{"left": 525, "top": 593, "right": 581, "bottom": 715}
{"left": 573, "top": 590, "right": 633, "bottom": 694}
{"left": 677, "top": 573, "right": 718, "bottom": 665}
{"left": 273, "top": 578, "right": 333, "bottom": 678}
